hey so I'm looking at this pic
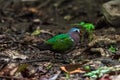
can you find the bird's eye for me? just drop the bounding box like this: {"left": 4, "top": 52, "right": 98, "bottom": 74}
{"left": 75, "top": 30, "right": 79, "bottom": 32}
{"left": 76, "top": 30, "right": 78, "bottom": 32}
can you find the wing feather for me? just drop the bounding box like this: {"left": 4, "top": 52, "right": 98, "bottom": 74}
{"left": 46, "top": 34, "right": 74, "bottom": 51}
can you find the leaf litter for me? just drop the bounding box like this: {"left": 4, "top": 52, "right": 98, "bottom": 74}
{"left": 0, "top": 0, "right": 120, "bottom": 80}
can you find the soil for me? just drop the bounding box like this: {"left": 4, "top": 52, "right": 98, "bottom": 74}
{"left": 0, "top": 0, "right": 120, "bottom": 80}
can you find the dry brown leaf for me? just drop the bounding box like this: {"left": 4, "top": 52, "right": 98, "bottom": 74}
{"left": 60, "top": 64, "right": 85, "bottom": 74}
{"left": 23, "top": 7, "right": 39, "bottom": 13}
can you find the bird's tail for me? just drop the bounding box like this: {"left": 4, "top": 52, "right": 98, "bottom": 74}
{"left": 35, "top": 42, "right": 52, "bottom": 50}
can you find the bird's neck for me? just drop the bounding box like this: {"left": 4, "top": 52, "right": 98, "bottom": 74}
{"left": 69, "top": 32, "right": 80, "bottom": 44}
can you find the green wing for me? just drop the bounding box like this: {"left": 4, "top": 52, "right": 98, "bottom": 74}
{"left": 46, "top": 34, "right": 74, "bottom": 51}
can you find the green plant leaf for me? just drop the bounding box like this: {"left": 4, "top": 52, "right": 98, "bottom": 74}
{"left": 32, "top": 29, "right": 41, "bottom": 36}
{"left": 84, "top": 67, "right": 110, "bottom": 78}
{"left": 72, "top": 21, "right": 95, "bottom": 32}
{"left": 108, "top": 45, "right": 117, "bottom": 53}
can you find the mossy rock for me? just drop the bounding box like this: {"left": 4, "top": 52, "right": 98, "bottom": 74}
{"left": 102, "top": 0, "right": 120, "bottom": 27}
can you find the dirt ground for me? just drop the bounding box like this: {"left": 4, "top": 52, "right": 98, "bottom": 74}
{"left": 0, "top": 0, "right": 120, "bottom": 80}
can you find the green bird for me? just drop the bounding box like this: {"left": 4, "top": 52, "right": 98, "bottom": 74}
{"left": 39, "top": 28, "right": 81, "bottom": 54}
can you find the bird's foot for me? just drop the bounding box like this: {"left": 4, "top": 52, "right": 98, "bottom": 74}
{"left": 52, "top": 53, "right": 71, "bottom": 64}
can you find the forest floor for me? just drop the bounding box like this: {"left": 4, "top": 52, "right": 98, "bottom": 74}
{"left": 0, "top": 0, "right": 120, "bottom": 80}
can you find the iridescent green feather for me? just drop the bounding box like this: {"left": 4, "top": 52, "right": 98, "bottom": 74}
{"left": 46, "top": 34, "right": 74, "bottom": 52}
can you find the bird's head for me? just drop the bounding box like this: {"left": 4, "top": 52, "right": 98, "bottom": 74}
{"left": 68, "top": 27, "right": 82, "bottom": 44}
{"left": 68, "top": 27, "right": 82, "bottom": 36}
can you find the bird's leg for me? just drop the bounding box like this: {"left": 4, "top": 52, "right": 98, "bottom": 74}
{"left": 53, "top": 52, "right": 61, "bottom": 59}
{"left": 52, "top": 52, "right": 71, "bottom": 63}
{"left": 52, "top": 52, "right": 65, "bottom": 63}
{"left": 53, "top": 52, "right": 57, "bottom": 59}
{"left": 61, "top": 53, "right": 71, "bottom": 64}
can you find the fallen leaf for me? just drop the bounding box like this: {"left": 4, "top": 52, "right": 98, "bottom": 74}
{"left": 60, "top": 64, "right": 85, "bottom": 74}
{"left": 99, "top": 74, "right": 111, "bottom": 80}
{"left": 17, "top": 64, "right": 29, "bottom": 72}
{"left": 23, "top": 7, "right": 39, "bottom": 13}
{"left": 32, "top": 28, "right": 41, "bottom": 36}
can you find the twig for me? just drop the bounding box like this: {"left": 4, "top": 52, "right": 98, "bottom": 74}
{"left": 0, "top": 75, "right": 27, "bottom": 80}
{"left": 40, "top": 30, "right": 55, "bottom": 36}
{"left": 49, "top": 71, "right": 61, "bottom": 80}
{"left": 15, "top": 58, "right": 51, "bottom": 64}
{"left": 88, "top": 37, "right": 116, "bottom": 47}
{"left": 90, "top": 48, "right": 110, "bottom": 57}
{"left": 37, "top": 0, "right": 51, "bottom": 9}
{"left": 109, "top": 65, "right": 120, "bottom": 72}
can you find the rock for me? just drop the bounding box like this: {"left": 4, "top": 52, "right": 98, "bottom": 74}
{"left": 102, "top": 0, "right": 120, "bottom": 26}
